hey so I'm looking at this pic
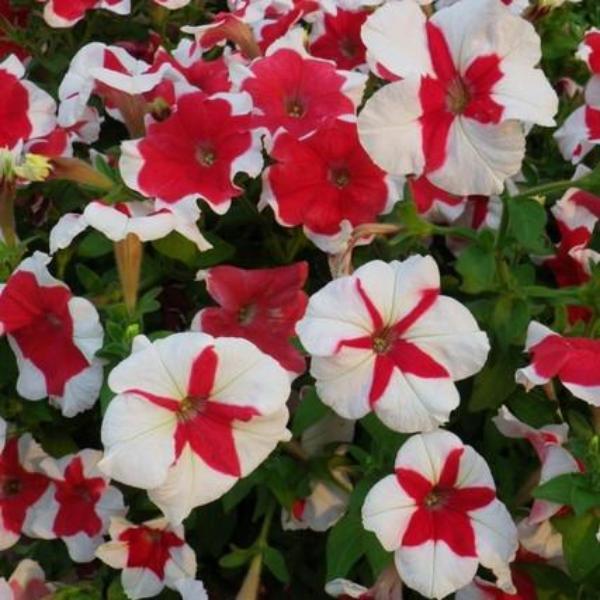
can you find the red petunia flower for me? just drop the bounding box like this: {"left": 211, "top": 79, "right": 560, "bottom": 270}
{"left": 191, "top": 262, "right": 308, "bottom": 376}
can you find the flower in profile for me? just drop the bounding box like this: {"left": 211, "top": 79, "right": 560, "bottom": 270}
{"left": 49, "top": 199, "right": 212, "bottom": 254}
{"left": 516, "top": 321, "right": 600, "bottom": 406}
{"left": 0, "top": 252, "right": 104, "bottom": 417}
{"left": 239, "top": 45, "right": 366, "bottom": 139}
{"left": 542, "top": 187, "right": 600, "bottom": 323}
{"left": 0, "top": 435, "right": 52, "bottom": 550}
{"left": 357, "top": 0, "right": 557, "bottom": 196}
{"left": 95, "top": 516, "right": 197, "bottom": 600}
{"left": 362, "top": 430, "right": 518, "bottom": 599}
{"left": 191, "top": 262, "right": 308, "bottom": 377}
{"left": 262, "top": 118, "right": 400, "bottom": 252}
{"left": 99, "top": 332, "right": 291, "bottom": 523}
{"left": 296, "top": 256, "right": 489, "bottom": 432}
{"left": 0, "top": 55, "right": 56, "bottom": 151}
{"left": 0, "top": 559, "right": 55, "bottom": 600}
{"left": 29, "top": 450, "right": 126, "bottom": 562}
{"left": 493, "top": 406, "right": 580, "bottom": 523}
{"left": 120, "top": 91, "right": 263, "bottom": 214}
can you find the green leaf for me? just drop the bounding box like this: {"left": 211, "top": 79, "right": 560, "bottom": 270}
{"left": 106, "top": 579, "right": 129, "bottom": 600}
{"left": 153, "top": 231, "right": 199, "bottom": 267}
{"left": 219, "top": 548, "right": 254, "bottom": 568}
{"left": 292, "top": 387, "right": 331, "bottom": 436}
{"left": 505, "top": 197, "right": 551, "bottom": 253}
{"left": 263, "top": 546, "right": 290, "bottom": 583}
{"left": 553, "top": 512, "right": 600, "bottom": 581}
{"left": 326, "top": 514, "right": 366, "bottom": 580}
{"left": 77, "top": 230, "right": 113, "bottom": 258}
{"left": 469, "top": 350, "right": 521, "bottom": 412}
{"left": 455, "top": 234, "right": 497, "bottom": 294}
{"left": 533, "top": 473, "right": 576, "bottom": 505}
{"left": 75, "top": 263, "right": 104, "bottom": 293}
{"left": 534, "top": 473, "right": 600, "bottom": 516}
{"left": 491, "top": 295, "right": 530, "bottom": 350}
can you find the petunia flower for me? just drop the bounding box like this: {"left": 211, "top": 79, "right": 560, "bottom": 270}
{"left": 455, "top": 574, "right": 535, "bottom": 600}
{"left": 493, "top": 406, "right": 580, "bottom": 523}
{"left": 436, "top": 0, "right": 529, "bottom": 13}
{"left": 119, "top": 91, "right": 263, "bottom": 213}
{"left": 541, "top": 187, "right": 600, "bottom": 322}
{"left": 308, "top": 8, "right": 368, "bottom": 71}
{"left": 357, "top": 0, "right": 557, "bottom": 196}
{"left": 42, "top": 0, "right": 130, "bottom": 29}
{"left": 0, "top": 559, "right": 55, "bottom": 600}
{"left": 49, "top": 199, "right": 212, "bottom": 254}
{"left": 282, "top": 413, "right": 354, "bottom": 531}
{"left": 28, "top": 449, "right": 126, "bottom": 562}
{"left": 237, "top": 44, "right": 366, "bottom": 139}
{"left": 325, "top": 564, "right": 403, "bottom": 599}
{"left": 261, "top": 118, "right": 401, "bottom": 253}
{"left": 190, "top": 262, "right": 308, "bottom": 377}
{"left": 99, "top": 332, "right": 291, "bottom": 523}
{"left": 362, "top": 430, "right": 518, "bottom": 599}
{"left": 95, "top": 516, "right": 196, "bottom": 600}
{"left": 153, "top": 0, "right": 191, "bottom": 8}
{"left": 577, "top": 28, "right": 600, "bottom": 74}
{"left": 0, "top": 252, "right": 104, "bottom": 417}
{"left": 0, "top": 55, "right": 56, "bottom": 151}
{"left": 516, "top": 321, "right": 600, "bottom": 406}
{"left": 296, "top": 256, "right": 489, "bottom": 432}
{"left": 517, "top": 518, "right": 565, "bottom": 568}
{"left": 554, "top": 76, "right": 600, "bottom": 164}
{"left": 0, "top": 435, "right": 52, "bottom": 550}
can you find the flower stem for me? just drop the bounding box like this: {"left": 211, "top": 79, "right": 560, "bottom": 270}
{"left": 0, "top": 180, "right": 17, "bottom": 247}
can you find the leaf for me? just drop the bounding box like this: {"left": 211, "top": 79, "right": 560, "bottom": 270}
{"left": 505, "top": 197, "right": 551, "bottom": 254}
{"left": 77, "top": 230, "right": 113, "bottom": 258}
{"left": 263, "top": 547, "right": 290, "bottom": 583}
{"left": 219, "top": 548, "right": 254, "bottom": 568}
{"left": 533, "top": 473, "right": 576, "bottom": 505}
{"left": 469, "top": 350, "right": 521, "bottom": 412}
{"left": 326, "top": 514, "right": 366, "bottom": 580}
{"left": 455, "top": 235, "right": 497, "bottom": 294}
{"left": 534, "top": 473, "right": 600, "bottom": 516}
{"left": 552, "top": 512, "right": 600, "bottom": 581}
{"left": 491, "top": 295, "right": 530, "bottom": 350}
{"left": 75, "top": 263, "right": 104, "bottom": 293}
{"left": 291, "top": 387, "right": 331, "bottom": 436}
{"left": 153, "top": 232, "right": 199, "bottom": 267}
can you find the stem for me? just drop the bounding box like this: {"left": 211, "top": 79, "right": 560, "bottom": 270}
{"left": 0, "top": 180, "right": 17, "bottom": 247}
{"left": 280, "top": 440, "right": 309, "bottom": 461}
{"left": 508, "top": 179, "right": 574, "bottom": 203}
{"left": 114, "top": 234, "right": 143, "bottom": 317}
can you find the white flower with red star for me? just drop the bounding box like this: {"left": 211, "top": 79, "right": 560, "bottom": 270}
{"left": 28, "top": 449, "right": 126, "bottom": 563}
{"left": 0, "top": 559, "right": 55, "bottom": 600}
{"left": 95, "top": 516, "right": 197, "bottom": 600}
{"left": 296, "top": 256, "right": 489, "bottom": 432}
{"left": 99, "top": 332, "right": 291, "bottom": 523}
{"left": 357, "top": 0, "right": 557, "bottom": 196}
{"left": 362, "top": 430, "right": 518, "bottom": 599}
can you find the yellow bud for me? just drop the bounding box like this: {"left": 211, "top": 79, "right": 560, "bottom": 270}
{"left": 14, "top": 153, "right": 53, "bottom": 182}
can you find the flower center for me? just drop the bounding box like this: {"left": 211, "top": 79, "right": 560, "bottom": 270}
{"left": 46, "top": 313, "right": 62, "bottom": 329}
{"left": 1, "top": 476, "right": 22, "bottom": 498}
{"left": 329, "top": 166, "right": 351, "bottom": 189}
{"left": 372, "top": 328, "right": 396, "bottom": 354}
{"left": 238, "top": 304, "right": 257, "bottom": 325}
{"left": 424, "top": 486, "right": 450, "bottom": 510}
{"left": 446, "top": 77, "right": 471, "bottom": 115}
{"left": 177, "top": 395, "right": 208, "bottom": 422}
{"left": 196, "top": 145, "right": 216, "bottom": 167}
{"left": 339, "top": 38, "right": 358, "bottom": 58}
{"left": 285, "top": 98, "right": 305, "bottom": 118}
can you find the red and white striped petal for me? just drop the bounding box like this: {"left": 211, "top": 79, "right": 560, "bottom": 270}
{"left": 0, "top": 55, "right": 56, "bottom": 150}
{"left": 43, "top": 0, "right": 130, "bottom": 28}
{"left": 516, "top": 321, "right": 600, "bottom": 405}
{"left": 0, "top": 252, "right": 103, "bottom": 417}
{"left": 577, "top": 28, "right": 600, "bottom": 74}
